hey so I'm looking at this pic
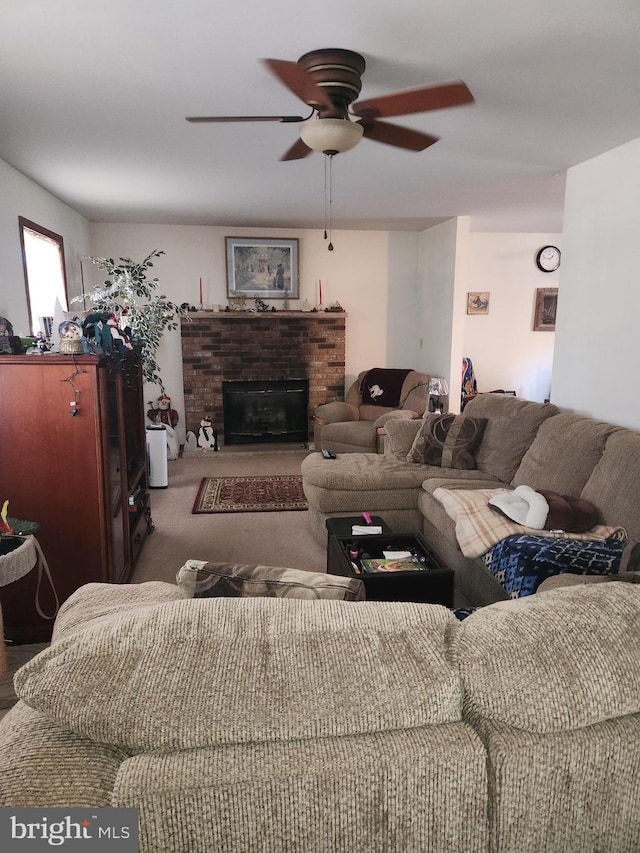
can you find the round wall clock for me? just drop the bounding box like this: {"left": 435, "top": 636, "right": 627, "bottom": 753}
{"left": 536, "top": 245, "right": 561, "bottom": 272}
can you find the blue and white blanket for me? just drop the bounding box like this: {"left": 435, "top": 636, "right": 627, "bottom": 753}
{"left": 482, "top": 533, "right": 626, "bottom": 599}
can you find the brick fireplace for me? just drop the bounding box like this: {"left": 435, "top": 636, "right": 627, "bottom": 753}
{"left": 181, "top": 311, "right": 346, "bottom": 445}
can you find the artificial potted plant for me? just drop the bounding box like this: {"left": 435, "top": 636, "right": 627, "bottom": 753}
{"left": 73, "top": 249, "right": 188, "bottom": 391}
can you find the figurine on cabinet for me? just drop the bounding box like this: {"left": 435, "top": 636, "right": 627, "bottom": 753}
{"left": 82, "top": 312, "right": 133, "bottom": 355}
{"left": 58, "top": 320, "right": 84, "bottom": 354}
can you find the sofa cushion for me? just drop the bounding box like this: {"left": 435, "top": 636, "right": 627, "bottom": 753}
{"left": 537, "top": 571, "right": 640, "bottom": 592}
{"left": 620, "top": 539, "right": 640, "bottom": 572}
{"left": 463, "top": 394, "right": 559, "bottom": 483}
{"left": 112, "top": 725, "right": 489, "bottom": 853}
{"left": 0, "top": 701, "right": 128, "bottom": 807}
{"left": 406, "top": 414, "right": 487, "bottom": 468}
{"left": 581, "top": 429, "right": 640, "bottom": 540}
{"left": 512, "top": 413, "right": 620, "bottom": 494}
{"left": 177, "top": 560, "right": 365, "bottom": 601}
{"left": 301, "top": 452, "right": 436, "bottom": 512}
{"left": 453, "top": 584, "right": 640, "bottom": 732}
{"left": 15, "top": 583, "right": 462, "bottom": 753}
{"left": 433, "top": 486, "right": 624, "bottom": 559}
{"left": 51, "top": 580, "right": 187, "bottom": 642}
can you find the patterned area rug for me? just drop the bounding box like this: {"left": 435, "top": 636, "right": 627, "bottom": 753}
{"left": 192, "top": 475, "right": 308, "bottom": 514}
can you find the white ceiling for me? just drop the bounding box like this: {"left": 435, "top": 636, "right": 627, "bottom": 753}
{"left": 3, "top": 0, "right": 640, "bottom": 233}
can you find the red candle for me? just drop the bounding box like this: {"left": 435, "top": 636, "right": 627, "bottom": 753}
{"left": 319, "top": 279, "right": 323, "bottom": 304}
{"left": 199, "top": 277, "right": 203, "bottom": 305}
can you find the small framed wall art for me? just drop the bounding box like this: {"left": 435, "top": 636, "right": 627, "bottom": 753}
{"left": 466, "top": 292, "right": 490, "bottom": 315}
{"left": 533, "top": 287, "right": 558, "bottom": 331}
{"left": 225, "top": 237, "right": 299, "bottom": 300}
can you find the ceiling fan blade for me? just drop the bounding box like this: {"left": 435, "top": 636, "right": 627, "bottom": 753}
{"left": 358, "top": 119, "right": 439, "bottom": 151}
{"left": 280, "top": 138, "right": 312, "bottom": 161}
{"left": 353, "top": 80, "right": 474, "bottom": 119}
{"left": 262, "top": 58, "right": 334, "bottom": 112}
{"left": 186, "top": 115, "right": 305, "bottom": 123}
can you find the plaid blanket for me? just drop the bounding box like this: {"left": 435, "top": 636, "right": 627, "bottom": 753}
{"left": 433, "top": 487, "right": 627, "bottom": 558}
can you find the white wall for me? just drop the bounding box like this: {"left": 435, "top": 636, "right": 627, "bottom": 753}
{"left": 0, "top": 160, "right": 91, "bottom": 334}
{"left": 89, "top": 223, "right": 423, "bottom": 431}
{"left": 8, "top": 146, "right": 639, "bottom": 433}
{"left": 463, "top": 232, "right": 561, "bottom": 402}
{"left": 416, "top": 218, "right": 469, "bottom": 411}
{"left": 384, "top": 231, "right": 421, "bottom": 369}
{"left": 552, "top": 138, "right": 640, "bottom": 428}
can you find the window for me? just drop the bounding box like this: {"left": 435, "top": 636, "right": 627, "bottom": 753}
{"left": 19, "top": 216, "right": 69, "bottom": 336}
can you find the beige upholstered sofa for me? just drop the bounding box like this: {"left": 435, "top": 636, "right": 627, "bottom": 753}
{"left": 302, "top": 393, "right": 640, "bottom": 605}
{"left": 1, "top": 577, "right": 639, "bottom": 852}
{"left": 314, "top": 368, "right": 430, "bottom": 454}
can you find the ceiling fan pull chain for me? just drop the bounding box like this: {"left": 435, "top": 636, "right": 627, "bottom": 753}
{"left": 323, "top": 154, "right": 328, "bottom": 240}
{"left": 327, "top": 154, "right": 334, "bottom": 251}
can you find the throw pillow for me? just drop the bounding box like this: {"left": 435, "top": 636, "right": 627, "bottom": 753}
{"left": 383, "top": 418, "right": 423, "bottom": 460}
{"left": 176, "top": 560, "right": 366, "bottom": 601}
{"left": 406, "top": 414, "right": 487, "bottom": 469}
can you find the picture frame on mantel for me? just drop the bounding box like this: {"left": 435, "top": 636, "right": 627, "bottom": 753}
{"left": 533, "top": 287, "right": 558, "bottom": 331}
{"left": 225, "top": 237, "right": 299, "bottom": 300}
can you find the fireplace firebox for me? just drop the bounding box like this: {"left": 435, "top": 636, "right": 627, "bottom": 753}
{"left": 222, "top": 379, "right": 309, "bottom": 445}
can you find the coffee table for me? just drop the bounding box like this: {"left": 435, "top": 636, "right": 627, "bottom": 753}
{"left": 327, "top": 531, "right": 454, "bottom": 606}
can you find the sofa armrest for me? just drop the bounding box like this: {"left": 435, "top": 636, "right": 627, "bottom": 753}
{"left": 372, "top": 409, "right": 420, "bottom": 429}
{"left": 314, "top": 401, "right": 360, "bottom": 425}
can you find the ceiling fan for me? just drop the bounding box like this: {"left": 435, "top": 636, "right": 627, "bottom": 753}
{"left": 186, "top": 48, "right": 474, "bottom": 161}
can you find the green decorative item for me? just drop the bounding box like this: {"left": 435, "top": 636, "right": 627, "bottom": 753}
{"left": 0, "top": 500, "right": 39, "bottom": 556}
{"left": 73, "top": 250, "right": 189, "bottom": 390}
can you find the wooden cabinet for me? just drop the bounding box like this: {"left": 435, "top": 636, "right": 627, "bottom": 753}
{"left": 0, "top": 354, "right": 152, "bottom": 641}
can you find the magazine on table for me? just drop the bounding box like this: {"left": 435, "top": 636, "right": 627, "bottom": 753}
{"left": 359, "top": 555, "right": 426, "bottom": 573}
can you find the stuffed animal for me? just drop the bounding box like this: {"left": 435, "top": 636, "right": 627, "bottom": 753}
{"left": 82, "top": 312, "right": 132, "bottom": 354}
{"left": 147, "top": 394, "right": 180, "bottom": 460}
{"left": 147, "top": 393, "right": 179, "bottom": 429}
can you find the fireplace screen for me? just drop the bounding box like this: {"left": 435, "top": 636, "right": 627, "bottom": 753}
{"left": 222, "top": 379, "right": 309, "bottom": 444}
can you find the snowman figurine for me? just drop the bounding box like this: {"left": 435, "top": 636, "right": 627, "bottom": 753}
{"left": 196, "top": 416, "right": 219, "bottom": 451}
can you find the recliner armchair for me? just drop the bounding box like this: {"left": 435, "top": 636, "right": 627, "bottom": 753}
{"left": 314, "top": 368, "right": 430, "bottom": 454}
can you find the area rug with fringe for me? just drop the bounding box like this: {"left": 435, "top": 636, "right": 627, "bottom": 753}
{"left": 192, "top": 475, "right": 308, "bottom": 514}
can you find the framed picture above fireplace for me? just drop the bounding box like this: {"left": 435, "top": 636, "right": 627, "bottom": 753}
{"left": 225, "top": 237, "right": 299, "bottom": 300}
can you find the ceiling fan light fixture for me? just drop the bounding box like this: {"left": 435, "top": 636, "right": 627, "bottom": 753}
{"left": 299, "top": 118, "right": 364, "bottom": 155}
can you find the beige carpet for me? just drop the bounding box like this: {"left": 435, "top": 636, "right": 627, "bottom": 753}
{"left": 132, "top": 449, "right": 327, "bottom": 585}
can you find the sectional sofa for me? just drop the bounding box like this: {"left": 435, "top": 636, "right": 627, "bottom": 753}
{"left": 1, "top": 576, "right": 639, "bottom": 852}
{"left": 301, "top": 393, "right": 640, "bottom": 605}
